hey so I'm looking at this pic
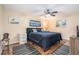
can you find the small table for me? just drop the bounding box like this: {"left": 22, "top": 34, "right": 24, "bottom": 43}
{"left": 19, "top": 34, "right": 27, "bottom": 44}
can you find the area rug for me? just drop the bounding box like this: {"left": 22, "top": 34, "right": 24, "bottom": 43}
{"left": 13, "top": 44, "right": 69, "bottom": 55}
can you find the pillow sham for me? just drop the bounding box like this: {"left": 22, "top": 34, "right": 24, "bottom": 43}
{"left": 32, "top": 29, "right": 37, "bottom": 32}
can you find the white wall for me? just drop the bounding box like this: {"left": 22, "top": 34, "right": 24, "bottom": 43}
{"left": 43, "top": 14, "right": 79, "bottom": 40}
{"left": 2, "top": 5, "right": 79, "bottom": 44}
{"left": 3, "top": 9, "right": 41, "bottom": 44}
{"left": 0, "top": 5, "right": 3, "bottom": 40}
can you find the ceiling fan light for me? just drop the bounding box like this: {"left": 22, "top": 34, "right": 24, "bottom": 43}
{"left": 52, "top": 15, "right": 55, "bottom": 16}
{"left": 45, "top": 14, "right": 50, "bottom": 17}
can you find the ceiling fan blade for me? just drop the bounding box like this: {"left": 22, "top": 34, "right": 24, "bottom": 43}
{"left": 50, "top": 11, "right": 58, "bottom": 16}
{"left": 50, "top": 14, "right": 55, "bottom": 16}
{"left": 43, "top": 8, "right": 58, "bottom": 17}
{"left": 52, "top": 11, "right": 58, "bottom": 13}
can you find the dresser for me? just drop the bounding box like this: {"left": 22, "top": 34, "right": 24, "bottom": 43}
{"left": 70, "top": 37, "right": 79, "bottom": 55}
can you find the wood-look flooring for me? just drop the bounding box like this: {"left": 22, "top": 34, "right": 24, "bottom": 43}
{"left": 2, "top": 40, "right": 68, "bottom": 55}
{"left": 2, "top": 43, "right": 19, "bottom": 55}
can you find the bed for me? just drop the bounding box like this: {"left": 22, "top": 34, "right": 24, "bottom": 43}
{"left": 26, "top": 28, "right": 62, "bottom": 51}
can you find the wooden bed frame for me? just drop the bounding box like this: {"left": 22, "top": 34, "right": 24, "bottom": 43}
{"left": 27, "top": 40, "right": 64, "bottom": 55}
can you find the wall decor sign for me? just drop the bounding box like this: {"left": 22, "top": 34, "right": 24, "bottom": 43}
{"left": 56, "top": 19, "right": 66, "bottom": 27}
{"left": 9, "top": 17, "right": 20, "bottom": 24}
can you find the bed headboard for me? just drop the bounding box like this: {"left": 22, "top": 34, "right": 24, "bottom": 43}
{"left": 26, "top": 28, "right": 42, "bottom": 39}
{"left": 26, "top": 28, "right": 42, "bottom": 33}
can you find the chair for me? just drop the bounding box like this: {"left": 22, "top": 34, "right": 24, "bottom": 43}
{"left": 2, "top": 33, "right": 10, "bottom": 54}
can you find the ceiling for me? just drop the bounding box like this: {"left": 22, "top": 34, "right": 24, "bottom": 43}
{"left": 3, "top": 4, "right": 79, "bottom": 17}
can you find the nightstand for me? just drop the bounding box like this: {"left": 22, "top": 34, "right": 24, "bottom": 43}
{"left": 19, "top": 34, "right": 27, "bottom": 44}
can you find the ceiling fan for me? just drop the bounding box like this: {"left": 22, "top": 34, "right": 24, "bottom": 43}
{"left": 44, "top": 9, "right": 58, "bottom": 16}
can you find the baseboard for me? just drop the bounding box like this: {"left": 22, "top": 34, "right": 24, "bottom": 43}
{"left": 9, "top": 42, "right": 19, "bottom": 45}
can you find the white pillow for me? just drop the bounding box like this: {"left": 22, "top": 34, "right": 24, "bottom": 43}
{"left": 41, "top": 29, "right": 44, "bottom": 31}
{"left": 32, "top": 29, "right": 37, "bottom": 32}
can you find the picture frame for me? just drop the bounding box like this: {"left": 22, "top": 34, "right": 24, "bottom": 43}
{"left": 29, "top": 20, "right": 41, "bottom": 27}
{"left": 9, "top": 16, "right": 20, "bottom": 24}
{"left": 56, "top": 19, "right": 66, "bottom": 27}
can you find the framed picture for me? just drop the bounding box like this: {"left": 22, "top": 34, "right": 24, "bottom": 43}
{"left": 29, "top": 20, "right": 41, "bottom": 27}
{"left": 9, "top": 16, "right": 20, "bottom": 24}
{"left": 56, "top": 19, "right": 66, "bottom": 27}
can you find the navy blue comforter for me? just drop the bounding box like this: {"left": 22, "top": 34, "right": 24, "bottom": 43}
{"left": 29, "top": 31, "right": 62, "bottom": 51}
